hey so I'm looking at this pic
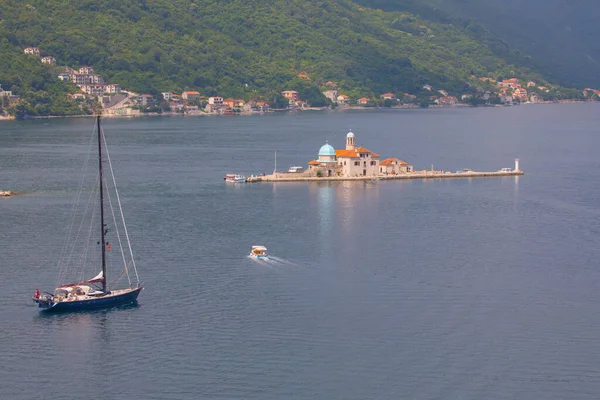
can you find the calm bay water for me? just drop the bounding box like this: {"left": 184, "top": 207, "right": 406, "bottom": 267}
{"left": 1, "top": 104, "right": 600, "bottom": 399}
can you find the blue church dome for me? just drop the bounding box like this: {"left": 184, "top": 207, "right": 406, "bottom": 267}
{"left": 346, "top": 131, "right": 355, "bottom": 138}
{"left": 318, "top": 142, "right": 336, "bottom": 156}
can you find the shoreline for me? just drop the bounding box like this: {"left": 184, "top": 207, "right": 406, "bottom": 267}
{"left": 1, "top": 100, "right": 597, "bottom": 121}
{"left": 247, "top": 170, "right": 524, "bottom": 183}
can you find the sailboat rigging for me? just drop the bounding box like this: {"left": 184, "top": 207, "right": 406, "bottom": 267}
{"left": 32, "top": 116, "right": 143, "bottom": 312}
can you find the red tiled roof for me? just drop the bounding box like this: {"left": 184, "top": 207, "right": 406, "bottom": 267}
{"left": 380, "top": 157, "right": 407, "bottom": 166}
{"left": 335, "top": 147, "right": 380, "bottom": 158}
{"left": 308, "top": 160, "right": 320, "bottom": 165}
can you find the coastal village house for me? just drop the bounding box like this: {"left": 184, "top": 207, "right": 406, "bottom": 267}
{"left": 380, "top": 158, "right": 413, "bottom": 174}
{"left": 357, "top": 97, "right": 370, "bottom": 105}
{"left": 41, "top": 56, "right": 56, "bottom": 65}
{"left": 323, "top": 90, "right": 338, "bottom": 103}
{"left": 208, "top": 96, "right": 223, "bottom": 105}
{"left": 182, "top": 91, "right": 200, "bottom": 100}
{"left": 308, "top": 131, "right": 382, "bottom": 177}
{"left": 0, "top": 85, "right": 12, "bottom": 97}
{"left": 137, "top": 94, "right": 154, "bottom": 106}
{"left": 24, "top": 47, "right": 40, "bottom": 57}
{"left": 336, "top": 94, "right": 349, "bottom": 104}
{"left": 513, "top": 87, "right": 528, "bottom": 100}
{"left": 282, "top": 90, "right": 299, "bottom": 103}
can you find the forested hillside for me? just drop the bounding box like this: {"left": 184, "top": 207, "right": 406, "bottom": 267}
{"left": 356, "top": 0, "right": 600, "bottom": 89}
{"left": 0, "top": 0, "right": 584, "bottom": 117}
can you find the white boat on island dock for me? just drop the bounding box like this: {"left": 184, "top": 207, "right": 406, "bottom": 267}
{"left": 224, "top": 174, "right": 246, "bottom": 183}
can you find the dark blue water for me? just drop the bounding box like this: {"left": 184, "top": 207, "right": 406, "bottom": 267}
{"left": 1, "top": 104, "right": 600, "bottom": 399}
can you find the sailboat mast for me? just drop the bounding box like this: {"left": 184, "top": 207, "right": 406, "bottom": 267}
{"left": 97, "top": 116, "right": 107, "bottom": 291}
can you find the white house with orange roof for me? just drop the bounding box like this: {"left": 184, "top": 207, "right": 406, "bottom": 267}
{"left": 307, "top": 131, "right": 381, "bottom": 177}
{"left": 379, "top": 158, "right": 413, "bottom": 174}
{"left": 182, "top": 91, "right": 200, "bottom": 100}
{"left": 336, "top": 94, "right": 349, "bottom": 104}
{"left": 357, "top": 97, "right": 370, "bottom": 105}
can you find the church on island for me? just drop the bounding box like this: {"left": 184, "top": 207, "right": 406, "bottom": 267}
{"left": 307, "top": 131, "right": 413, "bottom": 177}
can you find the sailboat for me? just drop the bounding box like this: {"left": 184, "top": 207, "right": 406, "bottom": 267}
{"left": 32, "top": 116, "right": 143, "bottom": 312}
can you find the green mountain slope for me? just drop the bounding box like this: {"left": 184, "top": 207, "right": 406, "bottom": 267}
{"left": 356, "top": 0, "right": 600, "bottom": 89}
{"left": 0, "top": 0, "right": 568, "bottom": 115}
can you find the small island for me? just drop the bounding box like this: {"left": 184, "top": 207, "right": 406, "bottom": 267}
{"left": 247, "top": 131, "right": 523, "bottom": 183}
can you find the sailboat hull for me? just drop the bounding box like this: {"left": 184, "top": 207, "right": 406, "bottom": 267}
{"left": 35, "top": 287, "right": 143, "bottom": 313}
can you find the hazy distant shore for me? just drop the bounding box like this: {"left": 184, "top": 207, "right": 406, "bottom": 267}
{"left": 0, "top": 99, "right": 595, "bottom": 121}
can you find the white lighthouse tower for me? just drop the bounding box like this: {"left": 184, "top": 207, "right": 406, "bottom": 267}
{"left": 515, "top": 158, "right": 520, "bottom": 172}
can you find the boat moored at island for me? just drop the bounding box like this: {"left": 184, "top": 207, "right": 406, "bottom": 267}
{"left": 224, "top": 174, "right": 247, "bottom": 183}
{"left": 249, "top": 245, "right": 269, "bottom": 259}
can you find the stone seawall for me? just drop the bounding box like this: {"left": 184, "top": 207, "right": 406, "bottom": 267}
{"left": 246, "top": 170, "right": 524, "bottom": 183}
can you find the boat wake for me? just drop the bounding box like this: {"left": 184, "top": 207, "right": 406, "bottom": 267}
{"left": 264, "top": 256, "right": 300, "bottom": 266}
{"left": 247, "top": 255, "right": 299, "bottom": 267}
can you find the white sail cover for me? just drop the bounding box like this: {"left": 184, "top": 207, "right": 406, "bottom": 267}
{"left": 91, "top": 271, "right": 103, "bottom": 281}
{"left": 58, "top": 271, "right": 104, "bottom": 288}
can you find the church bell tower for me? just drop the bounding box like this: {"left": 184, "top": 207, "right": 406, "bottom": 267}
{"left": 346, "top": 131, "right": 355, "bottom": 150}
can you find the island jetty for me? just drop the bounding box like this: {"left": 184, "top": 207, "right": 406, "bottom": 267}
{"left": 246, "top": 130, "right": 524, "bottom": 183}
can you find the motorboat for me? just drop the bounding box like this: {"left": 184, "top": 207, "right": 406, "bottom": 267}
{"left": 249, "top": 245, "right": 268, "bottom": 259}
{"left": 287, "top": 166, "right": 304, "bottom": 173}
{"left": 224, "top": 174, "right": 246, "bottom": 183}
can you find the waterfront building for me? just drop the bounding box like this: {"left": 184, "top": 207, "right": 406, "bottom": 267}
{"left": 307, "top": 131, "right": 382, "bottom": 177}
{"left": 380, "top": 158, "right": 413, "bottom": 174}
{"left": 336, "top": 94, "right": 349, "bottom": 105}
{"left": 282, "top": 90, "right": 299, "bottom": 103}
{"left": 323, "top": 90, "right": 338, "bottom": 103}
{"left": 223, "top": 98, "right": 235, "bottom": 108}
{"left": 137, "top": 94, "right": 155, "bottom": 106}
{"left": 513, "top": 87, "right": 528, "bottom": 101}
{"left": 182, "top": 91, "right": 200, "bottom": 100}
{"left": 208, "top": 96, "right": 223, "bottom": 105}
